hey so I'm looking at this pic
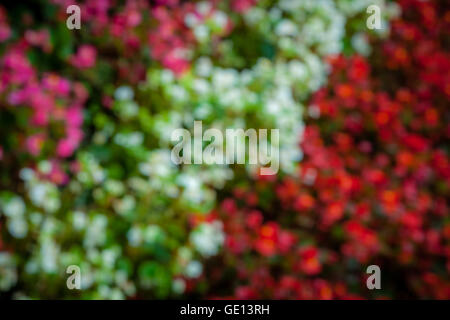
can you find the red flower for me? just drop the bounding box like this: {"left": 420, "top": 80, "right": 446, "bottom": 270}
{"left": 254, "top": 223, "right": 279, "bottom": 256}
{"left": 297, "top": 246, "right": 322, "bottom": 275}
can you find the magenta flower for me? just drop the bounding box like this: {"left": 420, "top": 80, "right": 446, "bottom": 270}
{"left": 65, "top": 106, "right": 83, "bottom": 127}
{"left": 56, "top": 139, "right": 76, "bottom": 158}
{"left": 47, "top": 160, "right": 69, "bottom": 185}
{"left": 25, "top": 29, "right": 51, "bottom": 52}
{"left": 70, "top": 45, "right": 97, "bottom": 69}
{"left": 162, "top": 50, "right": 190, "bottom": 75}
{"left": 56, "top": 127, "right": 83, "bottom": 158}
{"left": 231, "top": 0, "right": 255, "bottom": 13}
{"left": 2, "top": 49, "right": 35, "bottom": 85}
{"left": 42, "top": 74, "right": 71, "bottom": 97}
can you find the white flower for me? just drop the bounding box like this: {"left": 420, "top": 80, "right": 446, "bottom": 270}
{"left": 212, "top": 69, "right": 238, "bottom": 90}
{"left": 269, "top": 7, "right": 282, "bottom": 21}
{"left": 139, "top": 149, "right": 175, "bottom": 178}
{"left": 113, "top": 195, "right": 136, "bottom": 215}
{"left": 102, "top": 248, "right": 120, "bottom": 269}
{"left": 104, "top": 180, "right": 125, "bottom": 196}
{"left": 351, "top": 33, "right": 371, "bottom": 56}
{"left": 185, "top": 260, "right": 203, "bottom": 278}
{"left": 194, "top": 25, "right": 209, "bottom": 42}
{"left": 37, "top": 160, "right": 51, "bottom": 174}
{"left": 193, "top": 78, "right": 211, "bottom": 95}
{"left": 29, "top": 211, "right": 43, "bottom": 227}
{"left": 278, "top": 0, "right": 302, "bottom": 11}
{"left": 212, "top": 11, "right": 228, "bottom": 30}
{"left": 177, "top": 172, "right": 201, "bottom": 191}
{"left": 275, "top": 20, "right": 297, "bottom": 36}
{"left": 289, "top": 60, "right": 307, "bottom": 80}
{"left": 114, "top": 132, "right": 144, "bottom": 148}
{"left": 194, "top": 103, "right": 212, "bottom": 119}
{"left": 244, "top": 7, "right": 265, "bottom": 25}
{"left": 172, "top": 278, "right": 186, "bottom": 294}
{"left": 29, "top": 183, "right": 47, "bottom": 206}
{"left": 184, "top": 13, "right": 199, "bottom": 28}
{"left": 265, "top": 99, "right": 281, "bottom": 115}
{"left": 117, "top": 101, "right": 139, "bottom": 120}
{"left": 190, "top": 221, "right": 225, "bottom": 257}
{"left": 40, "top": 239, "right": 59, "bottom": 273}
{"left": 7, "top": 218, "right": 28, "bottom": 239}
{"left": 28, "top": 182, "right": 60, "bottom": 213}
{"left": 196, "top": 1, "right": 212, "bottom": 15}
{"left": 196, "top": 57, "right": 213, "bottom": 77}
{"left": 73, "top": 211, "right": 87, "bottom": 230}
{"left": 114, "top": 86, "right": 134, "bottom": 101}
{"left": 160, "top": 69, "right": 175, "bottom": 84}
{"left": 127, "top": 226, "right": 142, "bottom": 247}
{"left": 2, "top": 196, "right": 25, "bottom": 218}
{"left": 144, "top": 225, "right": 163, "bottom": 244}
{"left": 84, "top": 215, "right": 108, "bottom": 248}
{"left": 19, "top": 168, "right": 35, "bottom": 181}
{"left": 170, "top": 85, "right": 189, "bottom": 102}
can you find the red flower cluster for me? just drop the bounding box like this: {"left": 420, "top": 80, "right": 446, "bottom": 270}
{"left": 148, "top": 1, "right": 196, "bottom": 75}
{"left": 204, "top": 0, "right": 450, "bottom": 299}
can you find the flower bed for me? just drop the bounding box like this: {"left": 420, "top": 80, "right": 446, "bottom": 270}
{"left": 1, "top": 0, "right": 448, "bottom": 300}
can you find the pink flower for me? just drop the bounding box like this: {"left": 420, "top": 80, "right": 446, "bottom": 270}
{"left": 47, "top": 160, "right": 69, "bottom": 185}
{"left": 71, "top": 45, "right": 97, "bottom": 69}
{"left": 126, "top": 10, "right": 141, "bottom": 27}
{"left": 56, "top": 139, "right": 76, "bottom": 158}
{"left": 65, "top": 106, "right": 83, "bottom": 127}
{"left": 31, "top": 109, "right": 50, "bottom": 126}
{"left": 25, "top": 29, "right": 51, "bottom": 52}
{"left": 7, "top": 89, "right": 28, "bottom": 105}
{"left": 56, "top": 127, "right": 83, "bottom": 158}
{"left": 67, "top": 127, "right": 83, "bottom": 145}
{"left": 73, "top": 82, "right": 88, "bottom": 103}
{"left": 42, "top": 74, "right": 70, "bottom": 96}
{"left": 26, "top": 134, "right": 45, "bottom": 156}
{"left": 162, "top": 50, "right": 190, "bottom": 75}
{"left": 29, "top": 93, "right": 53, "bottom": 126}
{"left": 2, "top": 49, "right": 35, "bottom": 85}
{"left": 231, "top": 0, "right": 255, "bottom": 13}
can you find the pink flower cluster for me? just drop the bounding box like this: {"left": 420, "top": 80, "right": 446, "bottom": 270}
{"left": 1, "top": 43, "right": 87, "bottom": 166}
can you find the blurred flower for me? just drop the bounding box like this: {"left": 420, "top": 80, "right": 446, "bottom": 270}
{"left": 70, "top": 45, "right": 97, "bottom": 69}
